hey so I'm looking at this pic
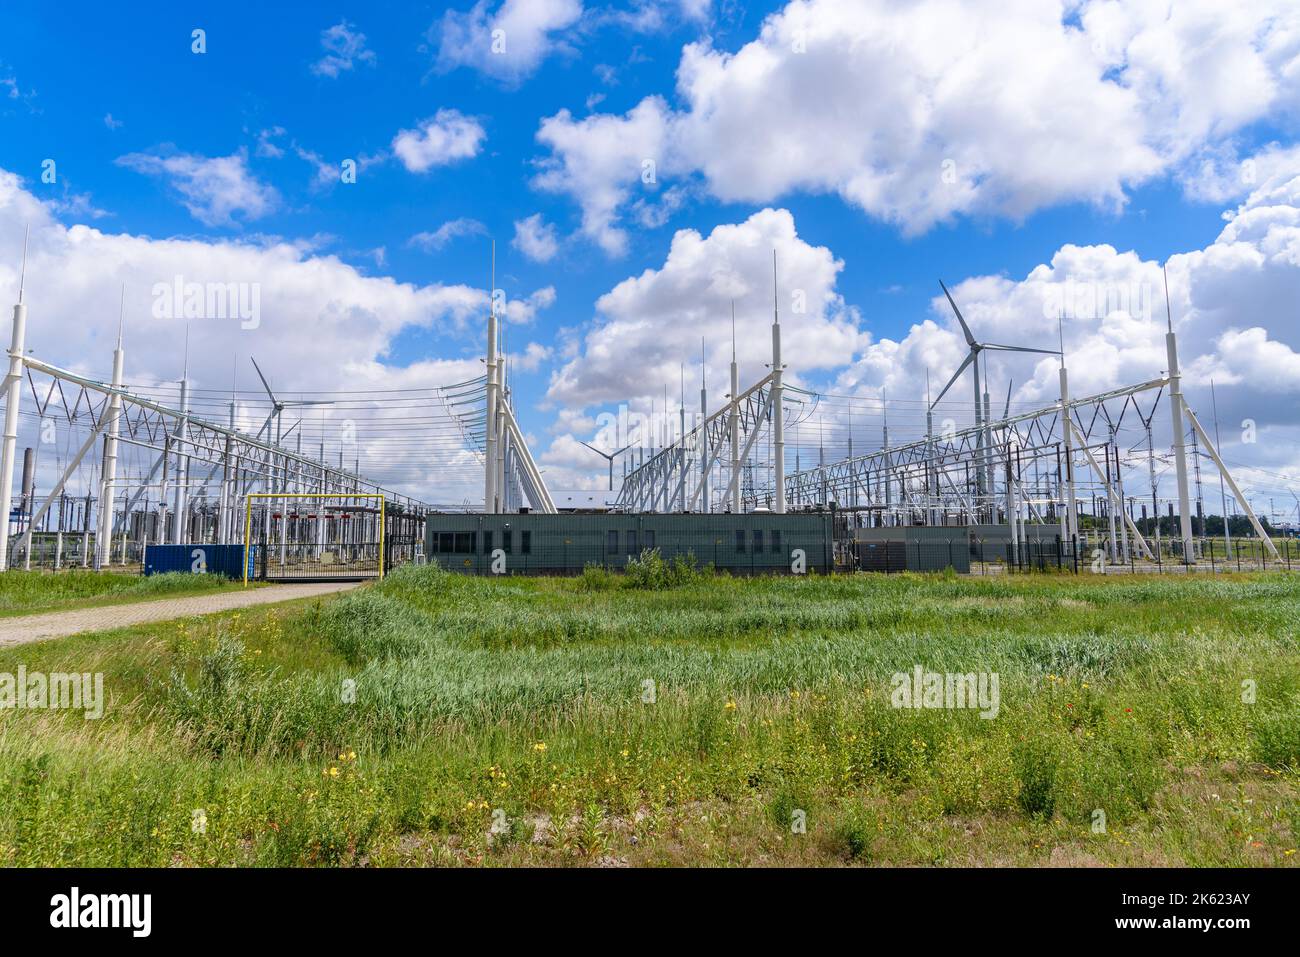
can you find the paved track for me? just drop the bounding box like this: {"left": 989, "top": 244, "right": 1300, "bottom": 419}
{"left": 0, "top": 582, "right": 361, "bottom": 648}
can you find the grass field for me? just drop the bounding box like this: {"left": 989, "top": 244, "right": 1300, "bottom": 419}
{"left": 0, "top": 569, "right": 244, "bottom": 618}
{"left": 0, "top": 560, "right": 1297, "bottom": 867}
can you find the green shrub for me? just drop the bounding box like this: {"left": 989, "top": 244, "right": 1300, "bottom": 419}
{"left": 1253, "top": 709, "right": 1300, "bottom": 770}
{"left": 1013, "top": 737, "right": 1061, "bottom": 819}
{"left": 623, "top": 548, "right": 704, "bottom": 589}
{"left": 767, "top": 782, "right": 811, "bottom": 833}
{"left": 1073, "top": 730, "right": 1162, "bottom": 823}
{"left": 577, "top": 563, "right": 617, "bottom": 591}
{"left": 164, "top": 634, "right": 251, "bottom": 756}
{"left": 836, "top": 804, "right": 875, "bottom": 861}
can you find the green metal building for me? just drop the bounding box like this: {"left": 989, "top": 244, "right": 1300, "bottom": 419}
{"left": 425, "top": 511, "right": 835, "bottom": 575}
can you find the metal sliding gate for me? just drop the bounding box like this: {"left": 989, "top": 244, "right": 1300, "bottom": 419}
{"left": 243, "top": 494, "right": 385, "bottom": 583}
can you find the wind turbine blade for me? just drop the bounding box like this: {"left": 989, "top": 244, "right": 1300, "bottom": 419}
{"left": 931, "top": 352, "right": 975, "bottom": 408}
{"left": 1003, "top": 379, "right": 1013, "bottom": 420}
{"left": 981, "top": 343, "right": 1060, "bottom": 356}
{"left": 249, "top": 357, "right": 278, "bottom": 406}
{"left": 938, "top": 280, "right": 976, "bottom": 346}
{"left": 578, "top": 440, "right": 608, "bottom": 460}
{"left": 283, "top": 399, "right": 336, "bottom": 406}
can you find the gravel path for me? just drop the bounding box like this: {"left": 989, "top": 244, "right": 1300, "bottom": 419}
{"left": 0, "top": 582, "right": 361, "bottom": 648}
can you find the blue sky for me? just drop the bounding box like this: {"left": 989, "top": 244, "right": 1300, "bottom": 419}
{"left": 2, "top": 1, "right": 1298, "bottom": 507}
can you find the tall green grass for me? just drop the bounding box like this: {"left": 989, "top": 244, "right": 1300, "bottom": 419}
{"left": 0, "top": 564, "right": 1296, "bottom": 866}
{"left": 0, "top": 568, "right": 235, "bottom": 616}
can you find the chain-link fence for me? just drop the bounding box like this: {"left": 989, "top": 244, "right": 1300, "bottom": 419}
{"left": 5, "top": 532, "right": 143, "bottom": 572}
{"left": 1071, "top": 535, "right": 1296, "bottom": 574}
{"left": 848, "top": 535, "right": 1297, "bottom": 575}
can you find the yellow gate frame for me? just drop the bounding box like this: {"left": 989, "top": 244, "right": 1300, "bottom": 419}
{"left": 243, "top": 492, "right": 386, "bottom": 586}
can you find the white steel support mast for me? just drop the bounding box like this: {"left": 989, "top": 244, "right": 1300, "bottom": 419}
{"left": 484, "top": 243, "right": 499, "bottom": 514}
{"left": 1058, "top": 362, "right": 1079, "bottom": 548}
{"left": 771, "top": 251, "right": 786, "bottom": 514}
{"left": 1164, "top": 268, "right": 1195, "bottom": 563}
{"left": 171, "top": 339, "right": 191, "bottom": 546}
{"left": 729, "top": 305, "right": 740, "bottom": 513}
{"left": 699, "top": 338, "right": 709, "bottom": 513}
{"left": 475, "top": 242, "right": 555, "bottom": 514}
{"left": 94, "top": 299, "right": 126, "bottom": 567}
{"left": 0, "top": 228, "right": 29, "bottom": 571}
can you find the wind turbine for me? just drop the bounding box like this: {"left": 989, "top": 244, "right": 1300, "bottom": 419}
{"left": 930, "top": 280, "right": 1058, "bottom": 509}
{"left": 249, "top": 357, "right": 334, "bottom": 445}
{"left": 580, "top": 440, "right": 633, "bottom": 491}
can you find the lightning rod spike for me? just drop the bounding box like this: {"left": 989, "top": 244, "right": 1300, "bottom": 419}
{"left": 1162, "top": 263, "right": 1173, "bottom": 333}
{"left": 18, "top": 224, "right": 29, "bottom": 304}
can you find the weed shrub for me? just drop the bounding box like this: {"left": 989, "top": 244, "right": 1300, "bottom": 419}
{"left": 1253, "top": 707, "right": 1300, "bottom": 770}
{"left": 577, "top": 564, "right": 617, "bottom": 591}
{"left": 767, "top": 782, "right": 810, "bottom": 832}
{"left": 623, "top": 549, "right": 705, "bottom": 589}
{"left": 166, "top": 635, "right": 256, "bottom": 756}
{"left": 1013, "top": 738, "right": 1061, "bottom": 819}
{"left": 836, "top": 804, "right": 876, "bottom": 861}
{"left": 165, "top": 632, "right": 345, "bottom": 757}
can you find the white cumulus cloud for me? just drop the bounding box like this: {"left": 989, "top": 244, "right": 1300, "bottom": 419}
{"left": 512, "top": 213, "right": 560, "bottom": 262}
{"left": 432, "top": 0, "right": 583, "bottom": 85}
{"left": 545, "top": 206, "right": 862, "bottom": 410}
{"left": 391, "top": 110, "right": 486, "bottom": 173}
{"left": 534, "top": 0, "right": 1300, "bottom": 252}
{"left": 534, "top": 97, "right": 675, "bottom": 255}
{"left": 116, "top": 148, "right": 279, "bottom": 227}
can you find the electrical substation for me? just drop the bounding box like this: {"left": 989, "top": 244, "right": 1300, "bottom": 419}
{"left": 0, "top": 235, "right": 1293, "bottom": 581}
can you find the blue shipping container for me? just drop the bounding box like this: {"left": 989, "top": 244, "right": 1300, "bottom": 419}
{"left": 143, "top": 544, "right": 255, "bottom": 579}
